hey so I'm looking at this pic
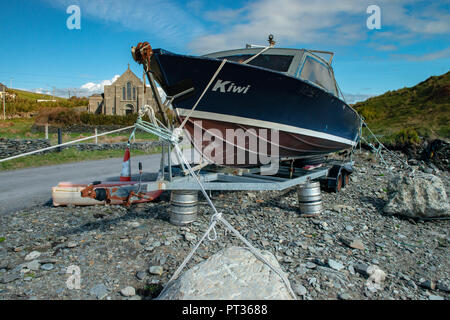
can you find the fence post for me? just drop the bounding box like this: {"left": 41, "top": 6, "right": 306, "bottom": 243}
{"left": 95, "top": 128, "right": 98, "bottom": 144}
{"left": 57, "top": 128, "right": 62, "bottom": 152}
{"left": 45, "top": 123, "right": 49, "bottom": 140}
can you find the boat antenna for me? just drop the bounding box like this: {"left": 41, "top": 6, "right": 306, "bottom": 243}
{"left": 268, "top": 34, "right": 275, "bottom": 46}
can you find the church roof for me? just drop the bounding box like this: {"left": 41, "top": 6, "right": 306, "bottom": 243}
{"left": 109, "top": 64, "right": 143, "bottom": 86}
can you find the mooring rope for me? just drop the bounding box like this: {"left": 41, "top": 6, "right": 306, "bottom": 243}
{"left": 241, "top": 43, "right": 274, "bottom": 64}
{"left": 154, "top": 142, "right": 297, "bottom": 300}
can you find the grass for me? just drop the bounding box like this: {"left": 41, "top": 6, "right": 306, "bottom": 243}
{"left": 354, "top": 71, "right": 450, "bottom": 145}
{"left": 10, "top": 89, "right": 66, "bottom": 101}
{"left": 5, "top": 89, "right": 88, "bottom": 115}
{"left": 0, "top": 146, "right": 161, "bottom": 171}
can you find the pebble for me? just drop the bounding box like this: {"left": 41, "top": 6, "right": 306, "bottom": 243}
{"left": 26, "top": 260, "right": 41, "bottom": 271}
{"left": 66, "top": 241, "right": 78, "bottom": 248}
{"left": 428, "top": 295, "right": 444, "bottom": 300}
{"left": 149, "top": 266, "right": 163, "bottom": 276}
{"left": 90, "top": 284, "right": 108, "bottom": 300}
{"left": 349, "top": 239, "right": 365, "bottom": 250}
{"left": 345, "top": 225, "right": 354, "bottom": 232}
{"left": 40, "top": 263, "right": 54, "bottom": 271}
{"left": 120, "top": 286, "right": 136, "bottom": 297}
{"left": 327, "top": 259, "right": 344, "bottom": 271}
{"left": 25, "top": 251, "right": 41, "bottom": 261}
{"left": 136, "top": 271, "right": 147, "bottom": 281}
{"left": 184, "top": 232, "right": 197, "bottom": 242}
{"left": 338, "top": 293, "right": 352, "bottom": 300}
{"left": 293, "top": 283, "right": 308, "bottom": 296}
{"left": 437, "top": 279, "right": 450, "bottom": 292}
{"left": 419, "top": 280, "right": 436, "bottom": 290}
{"left": 1, "top": 272, "right": 20, "bottom": 284}
{"left": 354, "top": 263, "right": 369, "bottom": 276}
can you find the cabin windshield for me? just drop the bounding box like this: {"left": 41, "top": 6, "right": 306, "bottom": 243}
{"left": 219, "top": 54, "right": 294, "bottom": 72}
{"left": 299, "top": 55, "right": 338, "bottom": 96}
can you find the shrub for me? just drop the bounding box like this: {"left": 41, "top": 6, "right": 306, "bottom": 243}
{"left": 34, "top": 107, "right": 80, "bottom": 126}
{"left": 392, "top": 128, "right": 421, "bottom": 145}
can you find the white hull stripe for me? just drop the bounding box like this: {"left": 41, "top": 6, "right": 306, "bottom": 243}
{"left": 176, "top": 108, "right": 357, "bottom": 146}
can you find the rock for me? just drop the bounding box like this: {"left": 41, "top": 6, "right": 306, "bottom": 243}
{"left": 127, "top": 222, "right": 140, "bottom": 228}
{"left": 40, "top": 263, "right": 54, "bottom": 271}
{"left": 157, "top": 246, "right": 294, "bottom": 300}
{"left": 419, "top": 280, "right": 436, "bottom": 290}
{"left": 354, "top": 263, "right": 369, "bottom": 276}
{"left": 327, "top": 259, "right": 344, "bottom": 271}
{"left": 338, "top": 293, "right": 352, "bottom": 300}
{"left": 305, "top": 262, "right": 316, "bottom": 269}
{"left": 136, "top": 271, "right": 147, "bottom": 281}
{"left": 120, "top": 286, "right": 136, "bottom": 297}
{"left": 365, "top": 265, "right": 386, "bottom": 292}
{"left": 1, "top": 272, "right": 20, "bottom": 284}
{"left": 428, "top": 295, "right": 444, "bottom": 300}
{"left": 128, "top": 295, "right": 142, "bottom": 300}
{"left": 26, "top": 260, "right": 41, "bottom": 271}
{"left": 66, "top": 241, "right": 78, "bottom": 248}
{"left": 149, "top": 266, "right": 163, "bottom": 276}
{"left": 384, "top": 174, "right": 450, "bottom": 218}
{"left": 349, "top": 239, "right": 365, "bottom": 250}
{"left": 293, "top": 283, "right": 307, "bottom": 297}
{"left": 90, "top": 284, "right": 108, "bottom": 300}
{"left": 25, "top": 251, "right": 41, "bottom": 261}
{"left": 184, "top": 232, "right": 197, "bottom": 242}
{"left": 437, "top": 279, "right": 450, "bottom": 292}
{"left": 341, "top": 238, "right": 365, "bottom": 250}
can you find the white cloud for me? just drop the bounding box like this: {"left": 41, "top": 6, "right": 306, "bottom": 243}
{"left": 44, "top": 0, "right": 205, "bottom": 48}
{"left": 188, "top": 0, "right": 450, "bottom": 53}
{"left": 344, "top": 93, "right": 375, "bottom": 104}
{"left": 392, "top": 47, "right": 450, "bottom": 62}
{"left": 80, "top": 75, "right": 120, "bottom": 94}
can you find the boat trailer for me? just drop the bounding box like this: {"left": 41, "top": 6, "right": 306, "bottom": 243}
{"left": 80, "top": 140, "right": 354, "bottom": 206}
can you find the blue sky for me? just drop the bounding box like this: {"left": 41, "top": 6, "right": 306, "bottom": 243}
{"left": 0, "top": 0, "right": 449, "bottom": 102}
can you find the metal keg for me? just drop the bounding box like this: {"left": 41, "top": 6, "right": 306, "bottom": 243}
{"left": 169, "top": 190, "right": 198, "bottom": 226}
{"left": 298, "top": 181, "right": 322, "bottom": 215}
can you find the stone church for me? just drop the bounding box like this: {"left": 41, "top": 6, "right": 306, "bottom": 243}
{"left": 88, "top": 65, "right": 155, "bottom": 115}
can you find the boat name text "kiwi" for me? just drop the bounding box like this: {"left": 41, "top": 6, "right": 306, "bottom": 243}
{"left": 212, "top": 80, "right": 251, "bottom": 94}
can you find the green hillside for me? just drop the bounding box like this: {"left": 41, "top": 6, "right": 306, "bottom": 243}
{"left": 10, "top": 89, "right": 66, "bottom": 101}
{"left": 353, "top": 71, "right": 450, "bottom": 144}
{"left": 5, "top": 88, "right": 88, "bottom": 115}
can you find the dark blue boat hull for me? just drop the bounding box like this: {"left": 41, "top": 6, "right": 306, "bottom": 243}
{"left": 151, "top": 49, "right": 361, "bottom": 165}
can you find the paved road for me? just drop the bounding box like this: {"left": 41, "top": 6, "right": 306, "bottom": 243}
{"left": 0, "top": 154, "right": 162, "bottom": 214}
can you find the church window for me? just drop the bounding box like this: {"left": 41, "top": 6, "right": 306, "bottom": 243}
{"left": 127, "top": 82, "right": 132, "bottom": 100}
{"left": 133, "top": 87, "right": 136, "bottom": 100}
{"left": 122, "top": 87, "right": 126, "bottom": 100}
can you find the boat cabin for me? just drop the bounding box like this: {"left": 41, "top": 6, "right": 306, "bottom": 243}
{"left": 204, "top": 48, "right": 340, "bottom": 98}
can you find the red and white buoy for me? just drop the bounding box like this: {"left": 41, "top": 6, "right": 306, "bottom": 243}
{"left": 120, "top": 144, "right": 132, "bottom": 181}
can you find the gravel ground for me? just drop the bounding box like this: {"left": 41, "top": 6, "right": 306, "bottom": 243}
{"left": 0, "top": 149, "right": 449, "bottom": 300}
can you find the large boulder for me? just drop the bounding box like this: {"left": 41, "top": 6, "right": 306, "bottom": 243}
{"left": 157, "top": 246, "right": 294, "bottom": 300}
{"left": 384, "top": 173, "right": 449, "bottom": 218}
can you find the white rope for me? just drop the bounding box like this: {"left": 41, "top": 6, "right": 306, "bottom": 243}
{"left": 156, "top": 142, "right": 297, "bottom": 300}
{"left": 178, "top": 59, "right": 228, "bottom": 130}
{"left": 242, "top": 44, "right": 274, "bottom": 64}
{"left": 0, "top": 125, "right": 135, "bottom": 163}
